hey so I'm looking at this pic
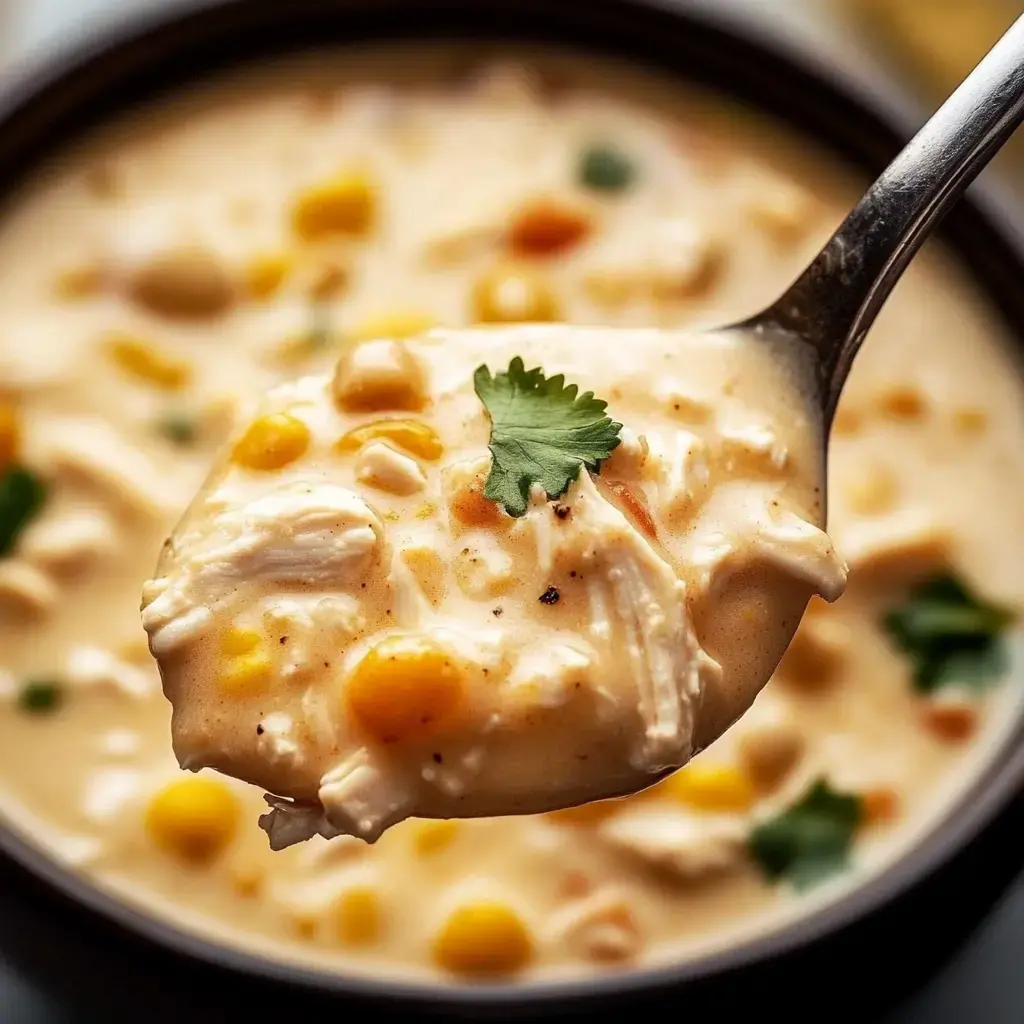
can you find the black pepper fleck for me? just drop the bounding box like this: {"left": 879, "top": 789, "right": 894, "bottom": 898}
{"left": 493, "top": 607, "right": 503, "bottom": 617}
{"left": 279, "top": 636, "right": 288, "bottom": 645}
{"left": 539, "top": 586, "right": 560, "bottom": 605}
{"left": 432, "top": 752, "right": 443, "bottom": 764}
{"left": 256, "top": 724, "right": 264, "bottom": 735}
{"left": 553, "top": 503, "right": 571, "bottom": 520}
{"left": 569, "top": 570, "right": 577, "bottom": 578}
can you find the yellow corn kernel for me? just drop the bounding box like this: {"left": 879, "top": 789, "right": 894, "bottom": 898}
{"left": 0, "top": 400, "right": 20, "bottom": 472}
{"left": 231, "top": 412, "right": 310, "bottom": 471}
{"left": 336, "top": 419, "right": 443, "bottom": 461}
{"left": 292, "top": 171, "right": 376, "bottom": 240}
{"left": 336, "top": 887, "right": 382, "bottom": 946}
{"left": 412, "top": 819, "right": 460, "bottom": 856}
{"left": 245, "top": 252, "right": 293, "bottom": 300}
{"left": 54, "top": 263, "right": 103, "bottom": 300}
{"left": 346, "top": 636, "right": 464, "bottom": 744}
{"left": 434, "top": 900, "right": 533, "bottom": 976}
{"left": 146, "top": 776, "right": 240, "bottom": 865}
{"left": 349, "top": 311, "right": 436, "bottom": 343}
{"left": 221, "top": 627, "right": 262, "bottom": 656}
{"left": 219, "top": 650, "right": 272, "bottom": 696}
{"left": 107, "top": 334, "right": 192, "bottom": 390}
{"left": 663, "top": 763, "right": 755, "bottom": 812}
{"left": 472, "top": 263, "right": 560, "bottom": 323}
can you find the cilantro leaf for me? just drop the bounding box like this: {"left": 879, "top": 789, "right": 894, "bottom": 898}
{"left": 882, "top": 572, "right": 1015, "bottom": 693}
{"left": 19, "top": 679, "right": 63, "bottom": 714}
{"left": 749, "top": 778, "right": 862, "bottom": 890}
{"left": 0, "top": 465, "right": 47, "bottom": 556}
{"left": 474, "top": 357, "right": 622, "bottom": 518}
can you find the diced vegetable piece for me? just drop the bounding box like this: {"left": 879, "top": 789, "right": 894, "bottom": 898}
{"left": 508, "top": 198, "right": 592, "bottom": 257}
{"left": 0, "top": 401, "right": 20, "bottom": 472}
{"left": 349, "top": 310, "right": 436, "bottom": 343}
{"left": 245, "top": 252, "right": 293, "bottom": 300}
{"left": 221, "top": 628, "right": 262, "bottom": 656}
{"left": 292, "top": 171, "right": 376, "bottom": 240}
{"left": 128, "top": 245, "right": 235, "bottom": 320}
{"left": 877, "top": 384, "right": 926, "bottom": 421}
{"left": 472, "top": 263, "right": 561, "bottom": 323}
{"left": 18, "top": 679, "right": 63, "bottom": 714}
{"left": 107, "top": 335, "right": 192, "bottom": 391}
{"left": 336, "top": 419, "right": 443, "bottom": 461}
{"left": 861, "top": 787, "right": 900, "bottom": 825}
{"left": 920, "top": 694, "right": 977, "bottom": 742}
{"left": 336, "top": 887, "right": 382, "bottom": 946}
{"left": 736, "top": 720, "right": 805, "bottom": 791}
{"left": 579, "top": 143, "right": 636, "bottom": 192}
{"left": 748, "top": 778, "right": 862, "bottom": 890}
{"left": 0, "top": 466, "right": 47, "bottom": 557}
{"left": 882, "top": 572, "right": 1014, "bottom": 692}
{"left": 155, "top": 412, "right": 199, "bottom": 446}
{"left": 231, "top": 412, "right": 310, "bottom": 471}
{"left": 663, "top": 763, "right": 755, "bottom": 812}
{"left": 346, "top": 636, "right": 464, "bottom": 744}
{"left": 411, "top": 819, "right": 460, "bottom": 856}
{"left": 145, "top": 776, "right": 240, "bottom": 865}
{"left": 219, "top": 630, "right": 272, "bottom": 696}
{"left": 332, "top": 340, "right": 427, "bottom": 413}
{"left": 443, "top": 459, "right": 508, "bottom": 530}
{"left": 433, "top": 900, "right": 533, "bottom": 976}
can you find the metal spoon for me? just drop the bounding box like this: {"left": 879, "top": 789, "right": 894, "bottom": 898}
{"left": 741, "top": 13, "right": 1024, "bottom": 427}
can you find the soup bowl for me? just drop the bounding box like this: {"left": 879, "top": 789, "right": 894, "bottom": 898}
{"left": 0, "top": 0, "right": 1021, "bottom": 1019}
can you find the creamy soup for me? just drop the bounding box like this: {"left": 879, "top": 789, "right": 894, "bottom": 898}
{"left": 146, "top": 321, "right": 844, "bottom": 845}
{"left": 0, "top": 48, "right": 1020, "bottom": 984}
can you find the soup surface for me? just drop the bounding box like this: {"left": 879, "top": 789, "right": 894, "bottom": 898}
{"left": 0, "top": 48, "right": 1020, "bottom": 983}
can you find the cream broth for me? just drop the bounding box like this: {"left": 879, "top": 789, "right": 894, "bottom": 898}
{"left": 0, "top": 48, "right": 1020, "bottom": 983}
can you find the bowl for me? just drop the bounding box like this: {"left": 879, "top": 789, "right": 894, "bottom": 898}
{"left": 0, "top": 1, "right": 1021, "bottom": 1019}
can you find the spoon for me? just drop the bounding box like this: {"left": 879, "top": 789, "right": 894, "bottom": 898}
{"left": 740, "top": 13, "right": 1024, "bottom": 427}
{"left": 147, "top": 17, "right": 1024, "bottom": 844}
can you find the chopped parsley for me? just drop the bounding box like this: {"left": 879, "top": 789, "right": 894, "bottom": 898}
{"left": 749, "top": 778, "right": 862, "bottom": 890}
{"left": 0, "top": 465, "right": 47, "bottom": 556}
{"left": 155, "top": 412, "right": 198, "bottom": 446}
{"left": 579, "top": 143, "right": 636, "bottom": 192}
{"left": 474, "top": 357, "right": 621, "bottom": 518}
{"left": 882, "top": 572, "right": 1015, "bottom": 693}
{"left": 18, "top": 679, "right": 63, "bottom": 714}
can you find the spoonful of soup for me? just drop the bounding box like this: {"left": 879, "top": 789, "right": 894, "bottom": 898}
{"left": 142, "top": 17, "right": 1024, "bottom": 848}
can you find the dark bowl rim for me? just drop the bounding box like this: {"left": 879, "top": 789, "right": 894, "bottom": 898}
{"left": 0, "top": 0, "right": 1021, "bottom": 1012}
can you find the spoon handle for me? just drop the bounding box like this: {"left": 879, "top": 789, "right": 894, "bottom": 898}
{"left": 754, "top": 14, "right": 1024, "bottom": 422}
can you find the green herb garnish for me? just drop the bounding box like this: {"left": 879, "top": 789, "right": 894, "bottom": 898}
{"left": 18, "top": 679, "right": 63, "bottom": 714}
{"left": 882, "top": 572, "right": 1015, "bottom": 693}
{"left": 474, "top": 357, "right": 621, "bottom": 518}
{"left": 749, "top": 778, "right": 862, "bottom": 890}
{"left": 156, "top": 413, "right": 198, "bottom": 447}
{"left": 0, "top": 465, "right": 47, "bottom": 556}
{"left": 579, "top": 143, "right": 636, "bottom": 192}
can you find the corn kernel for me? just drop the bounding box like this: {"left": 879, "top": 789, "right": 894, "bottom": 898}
{"left": 472, "top": 263, "right": 560, "bottom": 323}
{"left": 219, "top": 650, "right": 272, "bottom": 696}
{"left": 146, "top": 776, "right": 240, "bottom": 865}
{"left": 221, "top": 627, "right": 262, "bottom": 656}
{"left": 107, "top": 334, "right": 192, "bottom": 390}
{"left": 434, "top": 900, "right": 533, "bottom": 976}
{"left": 878, "top": 385, "right": 926, "bottom": 421}
{"left": 412, "top": 819, "right": 459, "bottom": 856}
{"left": 350, "top": 310, "right": 436, "bottom": 343}
{"left": 231, "top": 412, "right": 310, "bottom": 471}
{"left": 292, "top": 171, "right": 376, "bottom": 240}
{"left": 54, "top": 263, "right": 103, "bottom": 300}
{"left": 663, "top": 763, "right": 755, "bottom": 812}
{"left": 336, "top": 887, "right": 382, "bottom": 946}
{"left": 0, "top": 400, "right": 20, "bottom": 472}
{"left": 346, "top": 636, "right": 464, "bottom": 744}
{"left": 245, "top": 252, "right": 292, "bottom": 300}
{"left": 508, "top": 198, "right": 592, "bottom": 257}
{"left": 332, "top": 340, "right": 427, "bottom": 414}
{"left": 336, "top": 419, "right": 443, "bottom": 461}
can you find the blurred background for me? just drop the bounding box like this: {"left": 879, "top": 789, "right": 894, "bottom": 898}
{"left": 0, "top": 0, "right": 1020, "bottom": 1020}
